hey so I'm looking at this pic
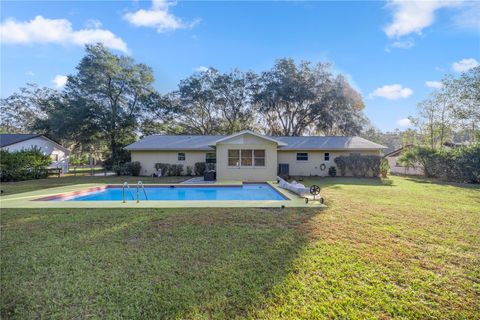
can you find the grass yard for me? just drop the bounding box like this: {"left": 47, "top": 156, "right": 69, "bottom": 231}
{"left": 1, "top": 176, "right": 479, "bottom": 319}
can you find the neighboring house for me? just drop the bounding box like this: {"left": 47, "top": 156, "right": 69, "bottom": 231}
{"left": 384, "top": 145, "right": 424, "bottom": 176}
{"left": 125, "top": 130, "right": 386, "bottom": 181}
{"left": 0, "top": 134, "right": 70, "bottom": 173}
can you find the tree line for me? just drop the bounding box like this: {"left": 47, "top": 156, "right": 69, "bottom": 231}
{"left": 1, "top": 44, "right": 367, "bottom": 163}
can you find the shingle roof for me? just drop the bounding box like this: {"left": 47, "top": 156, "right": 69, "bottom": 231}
{"left": 0, "top": 134, "right": 42, "bottom": 148}
{"left": 125, "top": 134, "right": 386, "bottom": 151}
{"left": 275, "top": 136, "right": 387, "bottom": 150}
{"left": 125, "top": 135, "right": 222, "bottom": 151}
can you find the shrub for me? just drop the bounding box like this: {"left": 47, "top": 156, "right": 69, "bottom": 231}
{"left": 186, "top": 166, "right": 193, "bottom": 176}
{"left": 194, "top": 162, "right": 207, "bottom": 176}
{"left": 0, "top": 147, "right": 51, "bottom": 182}
{"left": 399, "top": 145, "right": 480, "bottom": 183}
{"left": 127, "top": 161, "right": 142, "bottom": 176}
{"left": 334, "top": 155, "right": 382, "bottom": 177}
{"left": 112, "top": 163, "right": 129, "bottom": 176}
{"left": 171, "top": 164, "right": 183, "bottom": 176}
{"left": 379, "top": 158, "right": 390, "bottom": 178}
{"left": 155, "top": 163, "right": 171, "bottom": 176}
{"left": 153, "top": 163, "right": 184, "bottom": 176}
{"left": 328, "top": 166, "right": 337, "bottom": 177}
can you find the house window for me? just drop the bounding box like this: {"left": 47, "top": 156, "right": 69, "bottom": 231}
{"left": 206, "top": 152, "right": 216, "bottom": 164}
{"left": 241, "top": 149, "right": 253, "bottom": 166}
{"left": 51, "top": 154, "right": 59, "bottom": 162}
{"left": 177, "top": 152, "right": 186, "bottom": 161}
{"left": 228, "top": 149, "right": 266, "bottom": 167}
{"left": 324, "top": 152, "right": 330, "bottom": 161}
{"left": 296, "top": 152, "right": 308, "bottom": 161}
{"left": 254, "top": 149, "right": 265, "bottom": 166}
{"left": 228, "top": 149, "right": 240, "bottom": 166}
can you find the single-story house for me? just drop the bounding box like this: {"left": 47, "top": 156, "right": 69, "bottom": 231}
{"left": 0, "top": 134, "right": 70, "bottom": 173}
{"left": 125, "top": 131, "right": 386, "bottom": 181}
{"left": 384, "top": 145, "right": 424, "bottom": 176}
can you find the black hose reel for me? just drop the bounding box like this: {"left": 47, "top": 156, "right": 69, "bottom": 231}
{"left": 305, "top": 185, "right": 324, "bottom": 204}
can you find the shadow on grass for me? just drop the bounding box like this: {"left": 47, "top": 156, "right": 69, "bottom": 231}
{"left": 1, "top": 207, "right": 319, "bottom": 319}
{"left": 402, "top": 176, "right": 480, "bottom": 190}
{"left": 290, "top": 176, "right": 388, "bottom": 188}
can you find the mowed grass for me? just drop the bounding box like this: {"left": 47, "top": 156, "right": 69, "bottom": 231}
{"left": 1, "top": 176, "right": 479, "bottom": 319}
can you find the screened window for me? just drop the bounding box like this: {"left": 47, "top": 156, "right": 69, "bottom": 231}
{"left": 206, "top": 152, "right": 216, "bottom": 164}
{"left": 254, "top": 149, "right": 265, "bottom": 166}
{"left": 241, "top": 149, "right": 253, "bottom": 166}
{"left": 296, "top": 152, "right": 309, "bottom": 161}
{"left": 177, "top": 152, "right": 186, "bottom": 161}
{"left": 228, "top": 149, "right": 240, "bottom": 166}
{"left": 324, "top": 152, "right": 330, "bottom": 161}
{"left": 228, "top": 149, "right": 265, "bottom": 167}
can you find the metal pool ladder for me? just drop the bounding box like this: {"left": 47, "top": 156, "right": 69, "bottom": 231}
{"left": 136, "top": 181, "right": 148, "bottom": 203}
{"left": 122, "top": 182, "right": 134, "bottom": 203}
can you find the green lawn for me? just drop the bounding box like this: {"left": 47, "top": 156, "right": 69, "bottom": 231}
{"left": 1, "top": 176, "right": 479, "bottom": 319}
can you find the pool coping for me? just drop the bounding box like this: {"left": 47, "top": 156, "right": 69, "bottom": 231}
{"left": 33, "top": 183, "right": 291, "bottom": 202}
{"left": 0, "top": 181, "right": 326, "bottom": 208}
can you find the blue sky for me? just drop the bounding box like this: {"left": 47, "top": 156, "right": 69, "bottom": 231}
{"left": 1, "top": 0, "right": 479, "bottom": 132}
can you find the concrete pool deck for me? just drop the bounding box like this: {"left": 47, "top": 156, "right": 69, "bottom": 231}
{"left": 0, "top": 181, "right": 327, "bottom": 208}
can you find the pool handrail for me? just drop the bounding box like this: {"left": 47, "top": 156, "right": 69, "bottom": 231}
{"left": 122, "top": 182, "right": 135, "bottom": 203}
{"left": 136, "top": 181, "right": 149, "bottom": 202}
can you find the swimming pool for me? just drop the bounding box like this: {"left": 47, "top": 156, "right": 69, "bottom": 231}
{"left": 39, "top": 184, "right": 288, "bottom": 201}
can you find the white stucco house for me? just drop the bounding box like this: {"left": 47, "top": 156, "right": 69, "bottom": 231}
{"left": 125, "top": 131, "right": 386, "bottom": 181}
{"left": 384, "top": 145, "right": 424, "bottom": 176}
{"left": 0, "top": 134, "right": 70, "bottom": 173}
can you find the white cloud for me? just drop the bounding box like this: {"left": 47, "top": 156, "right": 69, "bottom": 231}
{"left": 397, "top": 118, "right": 412, "bottom": 127}
{"left": 384, "top": 0, "right": 461, "bottom": 38}
{"left": 124, "top": 0, "right": 200, "bottom": 33}
{"left": 0, "top": 15, "right": 128, "bottom": 52}
{"left": 452, "top": 2, "right": 480, "bottom": 30}
{"left": 52, "top": 75, "right": 68, "bottom": 88}
{"left": 391, "top": 39, "right": 415, "bottom": 49}
{"left": 452, "top": 58, "right": 479, "bottom": 72}
{"left": 370, "top": 84, "right": 413, "bottom": 100}
{"left": 195, "top": 66, "right": 209, "bottom": 72}
{"left": 85, "top": 19, "right": 102, "bottom": 29}
{"left": 425, "top": 81, "right": 443, "bottom": 89}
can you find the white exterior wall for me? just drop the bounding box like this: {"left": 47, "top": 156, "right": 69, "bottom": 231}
{"left": 2, "top": 137, "right": 69, "bottom": 172}
{"left": 216, "top": 134, "right": 278, "bottom": 182}
{"left": 278, "top": 150, "right": 382, "bottom": 176}
{"left": 131, "top": 150, "right": 210, "bottom": 176}
{"left": 386, "top": 156, "right": 424, "bottom": 176}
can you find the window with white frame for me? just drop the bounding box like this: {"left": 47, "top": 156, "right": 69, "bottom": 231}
{"left": 296, "top": 152, "right": 308, "bottom": 161}
{"left": 324, "top": 152, "right": 330, "bottom": 161}
{"left": 228, "top": 149, "right": 240, "bottom": 166}
{"left": 177, "top": 152, "right": 186, "bottom": 161}
{"left": 254, "top": 149, "right": 265, "bottom": 166}
{"left": 228, "top": 149, "right": 265, "bottom": 167}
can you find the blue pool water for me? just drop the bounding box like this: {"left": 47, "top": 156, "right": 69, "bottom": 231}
{"left": 59, "top": 184, "right": 287, "bottom": 201}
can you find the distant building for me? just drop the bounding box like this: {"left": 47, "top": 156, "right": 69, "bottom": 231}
{"left": 0, "top": 134, "right": 70, "bottom": 173}
{"left": 384, "top": 145, "right": 423, "bottom": 176}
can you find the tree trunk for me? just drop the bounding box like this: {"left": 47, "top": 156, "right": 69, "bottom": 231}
{"left": 110, "top": 134, "right": 117, "bottom": 164}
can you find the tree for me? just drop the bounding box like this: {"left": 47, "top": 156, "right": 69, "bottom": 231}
{"left": 253, "top": 58, "right": 365, "bottom": 136}
{"left": 173, "top": 69, "right": 222, "bottom": 134}
{"left": 212, "top": 69, "right": 256, "bottom": 134}
{"left": 64, "top": 43, "right": 155, "bottom": 163}
{"left": 0, "top": 84, "right": 58, "bottom": 133}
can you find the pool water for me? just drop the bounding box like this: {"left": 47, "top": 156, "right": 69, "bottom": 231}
{"left": 55, "top": 184, "right": 287, "bottom": 201}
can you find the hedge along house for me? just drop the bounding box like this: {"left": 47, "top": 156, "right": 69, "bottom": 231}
{"left": 125, "top": 131, "right": 386, "bottom": 181}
